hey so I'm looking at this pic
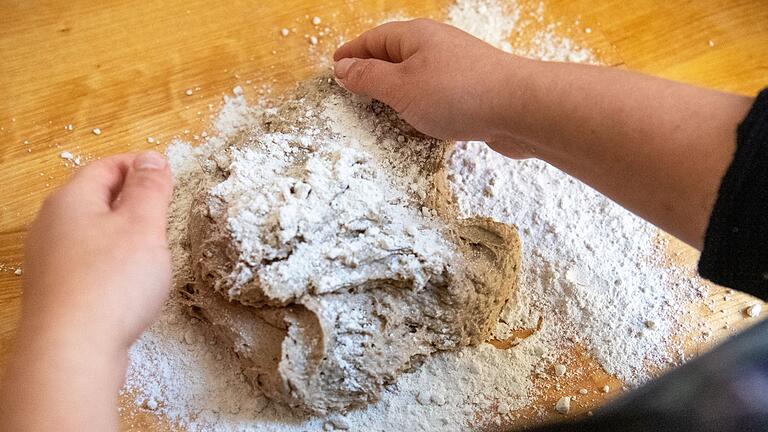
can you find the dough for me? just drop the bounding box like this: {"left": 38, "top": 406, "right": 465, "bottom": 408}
{"left": 182, "top": 77, "right": 521, "bottom": 414}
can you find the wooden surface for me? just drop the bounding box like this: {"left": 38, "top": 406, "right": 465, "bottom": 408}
{"left": 1, "top": 0, "right": 767, "bottom": 430}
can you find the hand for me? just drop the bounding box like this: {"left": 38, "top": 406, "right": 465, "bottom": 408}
{"left": 22, "top": 151, "right": 173, "bottom": 352}
{"left": 0, "top": 151, "right": 173, "bottom": 431}
{"left": 333, "top": 19, "right": 535, "bottom": 157}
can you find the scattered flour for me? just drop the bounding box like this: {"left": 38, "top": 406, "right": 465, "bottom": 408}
{"left": 122, "top": 1, "right": 705, "bottom": 431}
{"left": 746, "top": 303, "right": 762, "bottom": 318}
{"left": 554, "top": 396, "right": 570, "bottom": 414}
{"left": 448, "top": 0, "right": 593, "bottom": 62}
{"left": 59, "top": 151, "right": 82, "bottom": 166}
{"left": 449, "top": 141, "right": 698, "bottom": 382}
{"left": 447, "top": 0, "right": 521, "bottom": 53}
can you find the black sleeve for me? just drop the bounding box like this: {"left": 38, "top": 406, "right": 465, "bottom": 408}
{"left": 698, "top": 88, "right": 768, "bottom": 300}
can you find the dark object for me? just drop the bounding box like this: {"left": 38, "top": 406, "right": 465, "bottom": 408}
{"left": 699, "top": 88, "right": 768, "bottom": 299}
{"left": 521, "top": 317, "right": 768, "bottom": 432}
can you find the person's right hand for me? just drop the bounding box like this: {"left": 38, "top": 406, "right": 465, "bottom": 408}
{"left": 333, "top": 19, "right": 535, "bottom": 157}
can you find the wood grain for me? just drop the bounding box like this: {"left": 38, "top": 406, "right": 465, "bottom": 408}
{"left": 1, "top": 0, "right": 767, "bottom": 429}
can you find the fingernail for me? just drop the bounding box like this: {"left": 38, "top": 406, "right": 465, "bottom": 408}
{"left": 134, "top": 151, "right": 166, "bottom": 170}
{"left": 334, "top": 58, "right": 356, "bottom": 79}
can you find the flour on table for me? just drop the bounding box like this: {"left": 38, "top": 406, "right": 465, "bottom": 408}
{"left": 123, "top": 1, "right": 706, "bottom": 431}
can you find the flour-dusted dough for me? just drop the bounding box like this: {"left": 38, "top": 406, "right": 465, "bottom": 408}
{"left": 182, "top": 77, "right": 520, "bottom": 414}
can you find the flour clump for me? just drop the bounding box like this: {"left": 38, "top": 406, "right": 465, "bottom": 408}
{"left": 182, "top": 77, "right": 521, "bottom": 413}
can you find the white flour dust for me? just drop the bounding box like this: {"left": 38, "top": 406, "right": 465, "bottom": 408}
{"left": 122, "top": 1, "right": 705, "bottom": 431}
{"left": 449, "top": 142, "right": 698, "bottom": 382}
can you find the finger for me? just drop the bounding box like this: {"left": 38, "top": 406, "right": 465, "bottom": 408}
{"left": 113, "top": 151, "right": 173, "bottom": 232}
{"left": 64, "top": 154, "right": 136, "bottom": 211}
{"left": 333, "top": 20, "right": 422, "bottom": 63}
{"left": 334, "top": 58, "right": 404, "bottom": 107}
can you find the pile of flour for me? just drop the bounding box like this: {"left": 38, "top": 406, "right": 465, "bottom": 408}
{"left": 122, "top": 1, "right": 705, "bottom": 431}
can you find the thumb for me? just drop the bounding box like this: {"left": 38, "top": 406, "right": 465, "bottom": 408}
{"left": 334, "top": 57, "right": 403, "bottom": 107}
{"left": 115, "top": 151, "right": 173, "bottom": 231}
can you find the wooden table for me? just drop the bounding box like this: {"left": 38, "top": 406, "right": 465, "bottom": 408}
{"left": 1, "top": 0, "right": 766, "bottom": 430}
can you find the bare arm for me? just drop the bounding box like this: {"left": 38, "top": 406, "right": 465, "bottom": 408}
{"left": 333, "top": 19, "right": 754, "bottom": 248}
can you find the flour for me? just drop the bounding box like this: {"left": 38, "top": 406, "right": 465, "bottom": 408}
{"left": 554, "top": 396, "right": 570, "bottom": 414}
{"left": 554, "top": 364, "right": 566, "bottom": 377}
{"left": 59, "top": 151, "right": 82, "bottom": 166}
{"left": 200, "top": 91, "right": 459, "bottom": 305}
{"left": 746, "top": 304, "right": 762, "bottom": 318}
{"left": 123, "top": 1, "right": 706, "bottom": 431}
{"left": 448, "top": 0, "right": 593, "bottom": 63}
{"left": 447, "top": 0, "right": 520, "bottom": 53}
{"left": 449, "top": 141, "right": 698, "bottom": 383}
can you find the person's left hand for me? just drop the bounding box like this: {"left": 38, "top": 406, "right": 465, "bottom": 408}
{"left": 0, "top": 151, "right": 173, "bottom": 431}
{"left": 22, "top": 151, "right": 174, "bottom": 353}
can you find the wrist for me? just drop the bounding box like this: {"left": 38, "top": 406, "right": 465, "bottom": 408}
{"left": 485, "top": 56, "right": 567, "bottom": 160}
{"left": 0, "top": 311, "right": 127, "bottom": 431}
{"left": 478, "top": 55, "right": 540, "bottom": 157}
{"left": 21, "top": 278, "right": 142, "bottom": 353}
{"left": 17, "top": 308, "right": 130, "bottom": 382}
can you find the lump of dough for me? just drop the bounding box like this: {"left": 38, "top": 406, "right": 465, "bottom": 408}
{"left": 182, "top": 77, "right": 521, "bottom": 414}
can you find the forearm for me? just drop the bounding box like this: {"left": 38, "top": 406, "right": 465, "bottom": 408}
{"left": 498, "top": 59, "right": 754, "bottom": 248}
{"left": 0, "top": 316, "right": 126, "bottom": 431}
